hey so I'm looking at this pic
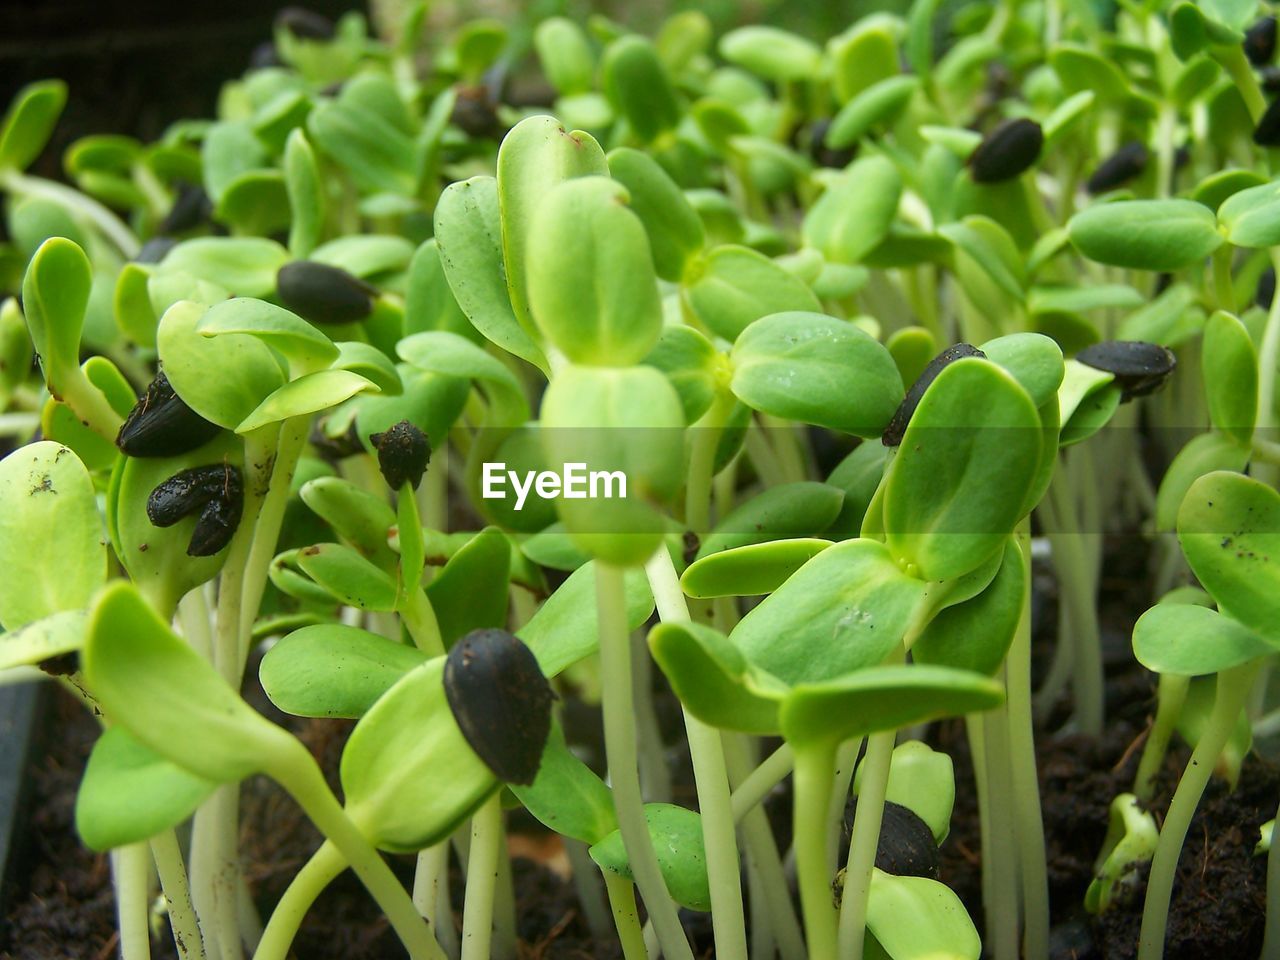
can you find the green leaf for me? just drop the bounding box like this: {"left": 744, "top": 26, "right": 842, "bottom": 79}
{"left": 424, "top": 528, "right": 511, "bottom": 647}
{"left": 202, "top": 121, "right": 267, "bottom": 203}
{"left": 601, "top": 36, "right": 681, "bottom": 142}
{"left": 682, "top": 539, "right": 831, "bottom": 599}
{"left": 160, "top": 237, "right": 290, "bottom": 298}
{"left": 826, "top": 442, "right": 888, "bottom": 538}
{"left": 830, "top": 21, "right": 900, "bottom": 101}
{"left": 403, "top": 240, "right": 474, "bottom": 340}
{"left": 697, "top": 482, "right": 843, "bottom": 557}
{"left": 803, "top": 157, "right": 902, "bottom": 263}
{"left": 237, "top": 369, "right": 376, "bottom": 434}
{"left": 215, "top": 171, "right": 291, "bottom": 236}
{"left": 0, "top": 442, "right": 104, "bottom": 631}
{"left": 1178, "top": 471, "right": 1280, "bottom": 645}
{"left": 719, "top": 26, "right": 822, "bottom": 82}
{"left": 884, "top": 358, "right": 1042, "bottom": 581}
{"left": 199, "top": 297, "right": 339, "bottom": 370}
{"left": 341, "top": 657, "right": 496, "bottom": 851}
{"left": 534, "top": 18, "right": 596, "bottom": 96}
{"left": 0, "top": 610, "right": 84, "bottom": 672}
{"left": 1067, "top": 200, "right": 1223, "bottom": 271}
{"left": 730, "top": 311, "right": 903, "bottom": 436}
{"left": 731, "top": 538, "right": 928, "bottom": 686}
{"left": 331, "top": 341, "right": 402, "bottom": 395}
{"left": 76, "top": 728, "right": 217, "bottom": 851}
{"left": 0, "top": 80, "right": 67, "bottom": 172}
{"left": 434, "top": 176, "right": 548, "bottom": 372}
{"left": 1116, "top": 284, "right": 1203, "bottom": 347}
{"left": 520, "top": 561, "right": 654, "bottom": 677}
{"left": 1155, "top": 432, "right": 1251, "bottom": 532}
{"left": 307, "top": 98, "right": 416, "bottom": 195}
{"left": 780, "top": 663, "right": 1003, "bottom": 747}
{"left": 496, "top": 116, "right": 608, "bottom": 341}
{"left": 857, "top": 741, "right": 955, "bottom": 843}
{"left": 685, "top": 245, "right": 823, "bottom": 342}
{"left": 865, "top": 871, "right": 981, "bottom": 960}
{"left": 1132, "top": 603, "right": 1273, "bottom": 675}
{"left": 1219, "top": 179, "right": 1280, "bottom": 248}
{"left": 912, "top": 538, "right": 1025, "bottom": 676}
{"left": 22, "top": 237, "right": 92, "bottom": 387}
{"left": 260, "top": 624, "right": 428, "bottom": 718}
{"left": 641, "top": 325, "right": 719, "bottom": 424}
{"left": 510, "top": 722, "right": 617, "bottom": 845}
{"left": 284, "top": 129, "right": 325, "bottom": 258}
{"left": 296, "top": 542, "right": 398, "bottom": 611}
{"left": 589, "top": 803, "right": 711, "bottom": 911}
{"left": 83, "top": 581, "right": 297, "bottom": 783}
{"left": 526, "top": 176, "right": 663, "bottom": 366}
{"left": 607, "top": 148, "right": 705, "bottom": 283}
{"left": 649, "top": 620, "right": 786, "bottom": 734}
{"left": 539, "top": 364, "right": 685, "bottom": 566}
{"left": 826, "top": 77, "right": 920, "bottom": 149}
{"left": 1202, "top": 311, "right": 1257, "bottom": 444}
{"left": 979, "top": 332, "right": 1065, "bottom": 409}
{"left": 398, "top": 330, "right": 529, "bottom": 426}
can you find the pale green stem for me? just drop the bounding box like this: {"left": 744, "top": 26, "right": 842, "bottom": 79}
{"left": 1255, "top": 251, "right": 1280, "bottom": 489}
{"left": 412, "top": 842, "right": 450, "bottom": 925}
{"left": 602, "top": 873, "right": 650, "bottom": 960}
{"left": 983, "top": 696, "right": 1021, "bottom": 960}
{"left": 792, "top": 745, "right": 839, "bottom": 960}
{"left": 596, "top": 563, "right": 695, "bottom": 960}
{"left": 565, "top": 839, "right": 614, "bottom": 944}
{"left": 729, "top": 743, "right": 795, "bottom": 821}
{"left": 1134, "top": 674, "right": 1190, "bottom": 803}
{"left": 59, "top": 365, "right": 125, "bottom": 441}
{"left": 967, "top": 715, "right": 996, "bottom": 941}
{"left": 1007, "top": 532, "right": 1049, "bottom": 960}
{"left": 460, "top": 794, "right": 503, "bottom": 960}
{"left": 253, "top": 842, "right": 347, "bottom": 960}
{"left": 1047, "top": 472, "right": 1104, "bottom": 735}
{"left": 835, "top": 730, "right": 894, "bottom": 960}
{"left": 151, "top": 830, "right": 207, "bottom": 960}
{"left": 685, "top": 391, "right": 735, "bottom": 534}
{"left": 644, "top": 548, "right": 748, "bottom": 960}
{"left": 115, "top": 843, "right": 154, "bottom": 960}
{"left": 1138, "top": 662, "right": 1260, "bottom": 960}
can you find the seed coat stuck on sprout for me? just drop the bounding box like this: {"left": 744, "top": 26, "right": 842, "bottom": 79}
{"left": 370, "top": 420, "right": 430, "bottom": 490}
{"left": 968, "top": 118, "right": 1044, "bottom": 183}
{"left": 883, "top": 343, "right": 985, "bottom": 447}
{"left": 443, "top": 628, "right": 555, "bottom": 785}
{"left": 1076, "top": 340, "right": 1176, "bottom": 401}
{"left": 276, "top": 261, "right": 378, "bottom": 326}
{"left": 117, "top": 372, "right": 223, "bottom": 458}
{"left": 146, "top": 463, "right": 244, "bottom": 556}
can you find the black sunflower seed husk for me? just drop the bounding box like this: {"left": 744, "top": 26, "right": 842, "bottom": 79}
{"left": 146, "top": 463, "right": 242, "bottom": 527}
{"left": 968, "top": 117, "right": 1044, "bottom": 183}
{"left": 809, "top": 118, "right": 858, "bottom": 169}
{"left": 883, "top": 344, "right": 985, "bottom": 447}
{"left": 840, "top": 799, "right": 940, "bottom": 879}
{"left": 1086, "top": 141, "right": 1149, "bottom": 195}
{"left": 158, "top": 182, "right": 213, "bottom": 236}
{"left": 1260, "top": 267, "right": 1276, "bottom": 311}
{"left": 1255, "top": 96, "right": 1280, "bottom": 146}
{"left": 370, "top": 420, "right": 430, "bottom": 490}
{"left": 1076, "top": 340, "right": 1177, "bottom": 401}
{"left": 249, "top": 41, "right": 282, "bottom": 71}
{"left": 187, "top": 491, "right": 243, "bottom": 557}
{"left": 310, "top": 417, "right": 365, "bottom": 462}
{"left": 276, "top": 260, "right": 377, "bottom": 326}
{"left": 1247, "top": 16, "right": 1278, "bottom": 67}
{"left": 134, "top": 236, "right": 178, "bottom": 265}
{"left": 444, "top": 628, "right": 555, "bottom": 786}
{"left": 117, "top": 372, "right": 223, "bottom": 458}
{"left": 275, "top": 6, "right": 335, "bottom": 40}
{"left": 451, "top": 85, "right": 505, "bottom": 140}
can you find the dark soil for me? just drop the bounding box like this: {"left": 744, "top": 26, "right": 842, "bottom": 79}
{"left": 1, "top": 534, "right": 1274, "bottom": 958}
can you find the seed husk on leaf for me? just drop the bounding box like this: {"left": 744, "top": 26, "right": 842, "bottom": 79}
{"left": 134, "top": 236, "right": 177, "bottom": 265}
{"left": 276, "top": 261, "right": 377, "bottom": 326}
{"left": 1259, "top": 267, "right": 1276, "bottom": 310}
{"left": 370, "top": 420, "right": 430, "bottom": 490}
{"left": 883, "top": 343, "right": 985, "bottom": 447}
{"left": 1076, "top": 340, "right": 1176, "bottom": 401}
{"left": 1086, "top": 142, "right": 1148, "bottom": 195}
{"left": 1255, "top": 97, "right": 1280, "bottom": 146}
{"left": 443, "top": 628, "right": 555, "bottom": 785}
{"left": 158, "top": 182, "right": 213, "bottom": 235}
{"left": 840, "top": 799, "right": 940, "bottom": 879}
{"left": 968, "top": 118, "right": 1043, "bottom": 183}
{"left": 310, "top": 417, "right": 365, "bottom": 462}
{"left": 117, "top": 372, "right": 224, "bottom": 458}
{"left": 1246, "top": 17, "right": 1278, "bottom": 67}
{"left": 146, "top": 463, "right": 243, "bottom": 557}
{"left": 808, "top": 118, "right": 857, "bottom": 169}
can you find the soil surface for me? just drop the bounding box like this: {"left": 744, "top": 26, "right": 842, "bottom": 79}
{"left": 2, "top": 534, "right": 1274, "bottom": 959}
